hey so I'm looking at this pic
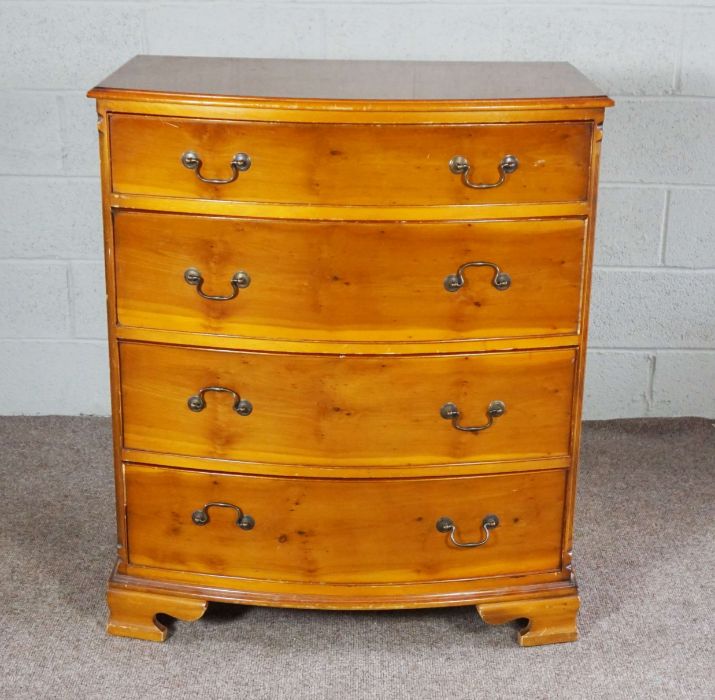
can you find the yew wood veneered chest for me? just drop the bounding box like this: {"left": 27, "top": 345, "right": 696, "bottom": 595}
{"left": 88, "top": 56, "right": 612, "bottom": 645}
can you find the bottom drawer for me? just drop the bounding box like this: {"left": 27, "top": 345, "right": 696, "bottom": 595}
{"left": 125, "top": 465, "right": 567, "bottom": 584}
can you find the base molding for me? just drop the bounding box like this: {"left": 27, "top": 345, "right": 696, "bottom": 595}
{"left": 107, "top": 566, "right": 579, "bottom": 645}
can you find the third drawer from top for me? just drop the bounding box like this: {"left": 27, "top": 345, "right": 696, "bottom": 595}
{"left": 119, "top": 342, "right": 576, "bottom": 467}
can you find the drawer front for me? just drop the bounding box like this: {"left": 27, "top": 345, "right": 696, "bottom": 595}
{"left": 125, "top": 464, "right": 566, "bottom": 583}
{"left": 114, "top": 211, "right": 586, "bottom": 343}
{"left": 109, "top": 115, "right": 592, "bottom": 206}
{"left": 120, "top": 343, "right": 575, "bottom": 466}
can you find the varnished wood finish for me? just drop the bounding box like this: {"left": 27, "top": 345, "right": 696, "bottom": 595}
{"left": 115, "top": 212, "right": 586, "bottom": 343}
{"left": 89, "top": 56, "right": 613, "bottom": 109}
{"left": 120, "top": 343, "right": 576, "bottom": 466}
{"left": 110, "top": 561, "right": 576, "bottom": 608}
{"left": 107, "top": 584, "right": 207, "bottom": 641}
{"left": 115, "top": 325, "right": 581, "bottom": 356}
{"left": 125, "top": 464, "right": 566, "bottom": 584}
{"left": 110, "top": 191, "right": 591, "bottom": 223}
{"left": 110, "top": 115, "right": 592, "bottom": 206}
{"left": 119, "top": 451, "right": 571, "bottom": 479}
{"left": 477, "top": 592, "right": 580, "bottom": 646}
{"left": 90, "top": 57, "right": 611, "bottom": 644}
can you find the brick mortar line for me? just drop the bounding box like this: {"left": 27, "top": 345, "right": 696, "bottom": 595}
{"left": 646, "top": 354, "right": 657, "bottom": 411}
{"left": 0, "top": 258, "right": 713, "bottom": 272}
{"left": 0, "top": 174, "right": 100, "bottom": 180}
{"left": 10, "top": 1, "right": 715, "bottom": 5}
{"left": 658, "top": 189, "right": 671, "bottom": 264}
{"left": 594, "top": 266, "right": 715, "bottom": 272}
{"left": 5, "top": 89, "right": 715, "bottom": 100}
{"left": 0, "top": 175, "right": 713, "bottom": 190}
{"left": 0, "top": 340, "right": 712, "bottom": 352}
{"left": 589, "top": 348, "right": 715, "bottom": 352}
{"left": 0, "top": 338, "right": 107, "bottom": 344}
{"left": 0, "top": 258, "right": 103, "bottom": 263}
{"left": 600, "top": 183, "right": 715, "bottom": 190}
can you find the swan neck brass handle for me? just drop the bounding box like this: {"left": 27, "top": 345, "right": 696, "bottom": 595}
{"left": 187, "top": 387, "right": 253, "bottom": 416}
{"left": 444, "top": 261, "right": 511, "bottom": 292}
{"left": 184, "top": 267, "right": 250, "bottom": 301}
{"left": 181, "top": 150, "right": 251, "bottom": 184}
{"left": 449, "top": 154, "right": 518, "bottom": 189}
{"left": 191, "top": 502, "right": 255, "bottom": 530}
{"left": 436, "top": 515, "right": 499, "bottom": 548}
{"left": 440, "top": 400, "right": 506, "bottom": 432}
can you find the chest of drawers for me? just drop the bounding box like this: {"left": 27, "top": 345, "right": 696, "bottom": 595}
{"left": 88, "top": 56, "right": 612, "bottom": 646}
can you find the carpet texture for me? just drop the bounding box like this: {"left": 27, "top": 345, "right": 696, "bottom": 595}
{"left": 1, "top": 416, "right": 713, "bottom": 699}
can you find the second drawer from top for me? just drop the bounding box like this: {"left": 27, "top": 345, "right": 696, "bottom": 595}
{"left": 114, "top": 211, "right": 587, "bottom": 344}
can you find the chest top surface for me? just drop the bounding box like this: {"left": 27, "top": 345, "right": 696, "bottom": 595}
{"left": 88, "top": 55, "right": 612, "bottom": 109}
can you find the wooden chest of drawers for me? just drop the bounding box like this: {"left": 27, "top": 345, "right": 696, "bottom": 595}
{"left": 89, "top": 56, "right": 612, "bottom": 646}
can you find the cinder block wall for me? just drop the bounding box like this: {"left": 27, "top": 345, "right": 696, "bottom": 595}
{"left": 0, "top": 0, "right": 713, "bottom": 418}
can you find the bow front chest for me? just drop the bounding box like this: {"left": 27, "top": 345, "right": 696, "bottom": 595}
{"left": 88, "top": 57, "right": 612, "bottom": 645}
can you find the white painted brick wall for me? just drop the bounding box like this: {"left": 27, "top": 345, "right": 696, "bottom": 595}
{"left": 666, "top": 190, "right": 715, "bottom": 267}
{"left": 0, "top": 0, "right": 713, "bottom": 418}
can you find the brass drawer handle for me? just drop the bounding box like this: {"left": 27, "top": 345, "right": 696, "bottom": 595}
{"left": 440, "top": 400, "right": 506, "bottom": 432}
{"left": 436, "top": 514, "right": 499, "bottom": 548}
{"left": 449, "top": 154, "right": 518, "bottom": 189}
{"left": 444, "top": 261, "right": 511, "bottom": 292}
{"left": 180, "top": 150, "right": 251, "bottom": 184}
{"left": 187, "top": 386, "right": 253, "bottom": 416}
{"left": 191, "top": 502, "right": 255, "bottom": 530}
{"left": 184, "top": 267, "right": 250, "bottom": 300}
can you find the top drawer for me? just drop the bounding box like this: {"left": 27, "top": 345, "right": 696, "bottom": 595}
{"left": 109, "top": 115, "right": 592, "bottom": 207}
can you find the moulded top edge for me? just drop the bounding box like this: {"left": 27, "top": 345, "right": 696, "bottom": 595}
{"left": 88, "top": 55, "right": 614, "bottom": 110}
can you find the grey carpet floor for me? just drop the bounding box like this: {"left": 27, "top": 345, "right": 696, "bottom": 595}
{"left": 1, "top": 417, "right": 713, "bottom": 700}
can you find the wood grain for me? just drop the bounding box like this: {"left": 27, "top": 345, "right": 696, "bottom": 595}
{"left": 124, "top": 464, "right": 566, "bottom": 584}
{"left": 109, "top": 115, "right": 592, "bottom": 206}
{"left": 89, "top": 56, "right": 612, "bottom": 107}
{"left": 119, "top": 343, "right": 576, "bottom": 467}
{"left": 114, "top": 211, "right": 586, "bottom": 343}
{"left": 90, "top": 57, "right": 612, "bottom": 644}
{"left": 477, "top": 592, "right": 579, "bottom": 646}
{"left": 107, "top": 585, "right": 207, "bottom": 642}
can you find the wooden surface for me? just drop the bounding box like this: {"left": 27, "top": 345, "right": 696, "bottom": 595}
{"left": 109, "top": 115, "right": 592, "bottom": 206}
{"left": 477, "top": 593, "right": 580, "bottom": 646}
{"left": 119, "top": 343, "right": 576, "bottom": 466}
{"left": 106, "top": 585, "right": 207, "bottom": 642}
{"left": 89, "top": 56, "right": 612, "bottom": 109}
{"left": 114, "top": 211, "right": 586, "bottom": 343}
{"left": 91, "top": 56, "right": 612, "bottom": 645}
{"left": 125, "top": 464, "right": 566, "bottom": 584}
